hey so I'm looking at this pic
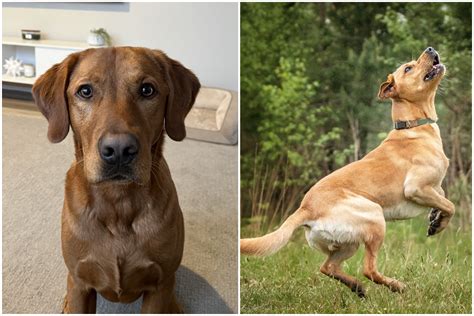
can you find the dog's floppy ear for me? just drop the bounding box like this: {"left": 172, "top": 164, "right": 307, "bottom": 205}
{"left": 32, "top": 53, "right": 79, "bottom": 143}
{"left": 154, "top": 50, "right": 200, "bottom": 141}
{"left": 378, "top": 74, "right": 397, "bottom": 100}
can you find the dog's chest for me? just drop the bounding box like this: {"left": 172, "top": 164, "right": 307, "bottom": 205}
{"left": 76, "top": 229, "right": 161, "bottom": 302}
{"left": 383, "top": 200, "right": 428, "bottom": 221}
{"left": 74, "top": 202, "right": 165, "bottom": 302}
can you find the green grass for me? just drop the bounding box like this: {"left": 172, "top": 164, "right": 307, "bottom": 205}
{"left": 240, "top": 217, "right": 472, "bottom": 313}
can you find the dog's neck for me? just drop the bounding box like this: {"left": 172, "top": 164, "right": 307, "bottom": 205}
{"left": 391, "top": 96, "right": 438, "bottom": 123}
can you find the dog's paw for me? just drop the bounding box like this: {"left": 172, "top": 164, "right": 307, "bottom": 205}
{"left": 388, "top": 280, "right": 406, "bottom": 293}
{"left": 429, "top": 208, "right": 441, "bottom": 222}
{"left": 351, "top": 284, "right": 366, "bottom": 298}
{"left": 427, "top": 208, "right": 444, "bottom": 236}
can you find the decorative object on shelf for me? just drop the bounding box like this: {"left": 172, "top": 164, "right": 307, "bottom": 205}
{"left": 2, "top": 37, "right": 88, "bottom": 85}
{"left": 23, "top": 64, "right": 35, "bottom": 78}
{"left": 21, "top": 29, "right": 41, "bottom": 40}
{"left": 3, "top": 57, "right": 23, "bottom": 78}
{"left": 87, "top": 28, "right": 111, "bottom": 47}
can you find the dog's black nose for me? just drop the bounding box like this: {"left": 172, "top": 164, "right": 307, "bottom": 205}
{"left": 99, "top": 134, "right": 139, "bottom": 166}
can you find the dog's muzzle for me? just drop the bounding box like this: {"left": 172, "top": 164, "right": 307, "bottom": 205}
{"left": 98, "top": 133, "right": 139, "bottom": 182}
{"left": 423, "top": 47, "right": 445, "bottom": 81}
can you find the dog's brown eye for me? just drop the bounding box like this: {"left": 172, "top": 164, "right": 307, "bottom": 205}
{"left": 140, "top": 83, "right": 155, "bottom": 98}
{"left": 404, "top": 66, "right": 412, "bottom": 73}
{"left": 77, "top": 85, "right": 93, "bottom": 99}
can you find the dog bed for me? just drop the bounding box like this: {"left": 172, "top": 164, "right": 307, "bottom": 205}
{"left": 185, "top": 87, "right": 237, "bottom": 145}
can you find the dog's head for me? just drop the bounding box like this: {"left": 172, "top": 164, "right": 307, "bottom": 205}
{"left": 32, "top": 47, "right": 200, "bottom": 185}
{"left": 378, "top": 47, "right": 445, "bottom": 102}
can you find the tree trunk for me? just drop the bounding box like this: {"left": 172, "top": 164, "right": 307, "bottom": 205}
{"left": 347, "top": 112, "right": 360, "bottom": 162}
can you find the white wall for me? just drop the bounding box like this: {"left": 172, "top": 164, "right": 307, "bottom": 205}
{"left": 2, "top": 2, "right": 238, "bottom": 91}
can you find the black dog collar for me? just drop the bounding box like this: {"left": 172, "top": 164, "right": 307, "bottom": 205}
{"left": 394, "top": 118, "right": 436, "bottom": 130}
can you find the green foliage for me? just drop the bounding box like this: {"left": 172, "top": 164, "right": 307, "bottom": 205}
{"left": 258, "top": 58, "right": 345, "bottom": 184}
{"left": 240, "top": 3, "right": 317, "bottom": 152}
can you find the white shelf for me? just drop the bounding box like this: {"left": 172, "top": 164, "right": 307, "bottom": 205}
{"left": 3, "top": 36, "right": 92, "bottom": 50}
{"left": 2, "top": 74, "right": 36, "bottom": 85}
{"left": 2, "top": 37, "right": 94, "bottom": 86}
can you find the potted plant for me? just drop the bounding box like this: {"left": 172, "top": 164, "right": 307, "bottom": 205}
{"left": 87, "top": 28, "right": 111, "bottom": 47}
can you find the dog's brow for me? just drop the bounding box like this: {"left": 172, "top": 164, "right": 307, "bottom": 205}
{"left": 74, "top": 75, "right": 98, "bottom": 83}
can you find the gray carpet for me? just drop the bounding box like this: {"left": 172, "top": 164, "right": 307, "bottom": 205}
{"left": 2, "top": 106, "right": 238, "bottom": 313}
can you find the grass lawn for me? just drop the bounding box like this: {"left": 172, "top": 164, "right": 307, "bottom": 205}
{"left": 240, "top": 216, "right": 471, "bottom": 314}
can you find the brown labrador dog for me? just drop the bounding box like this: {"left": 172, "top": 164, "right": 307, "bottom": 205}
{"left": 32, "top": 47, "right": 200, "bottom": 313}
{"left": 241, "top": 47, "right": 452, "bottom": 297}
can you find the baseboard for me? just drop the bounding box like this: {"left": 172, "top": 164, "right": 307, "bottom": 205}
{"left": 2, "top": 97, "right": 39, "bottom": 112}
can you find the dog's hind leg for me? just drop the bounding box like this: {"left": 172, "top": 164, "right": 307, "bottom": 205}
{"left": 363, "top": 228, "right": 406, "bottom": 293}
{"left": 319, "top": 243, "right": 365, "bottom": 297}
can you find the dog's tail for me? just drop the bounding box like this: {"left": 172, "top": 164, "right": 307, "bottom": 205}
{"left": 240, "top": 208, "right": 308, "bottom": 256}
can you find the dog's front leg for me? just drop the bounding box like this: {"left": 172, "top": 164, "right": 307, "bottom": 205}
{"left": 404, "top": 180, "right": 455, "bottom": 235}
{"left": 141, "top": 274, "right": 182, "bottom": 314}
{"left": 63, "top": 273, "right": 97, "bottom": 313}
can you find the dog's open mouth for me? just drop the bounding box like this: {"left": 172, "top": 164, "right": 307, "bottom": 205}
{"left": 424, "top": 55, "right": 444, "bottom": 81}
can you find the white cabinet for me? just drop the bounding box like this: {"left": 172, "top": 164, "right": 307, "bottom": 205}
{"left": 35, "top": 47, "right": 78, "bottom": 77}
{"left": 2, "top": 37, "right": 91, "bottom": 85}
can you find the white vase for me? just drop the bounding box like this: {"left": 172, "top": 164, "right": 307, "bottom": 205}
{"left": 87, "top": 33, "right": 105, "bottom": 46}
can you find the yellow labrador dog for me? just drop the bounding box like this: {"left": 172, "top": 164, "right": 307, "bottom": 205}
{"left": 241, "top": 47, "right": 453, "bottom": 297}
